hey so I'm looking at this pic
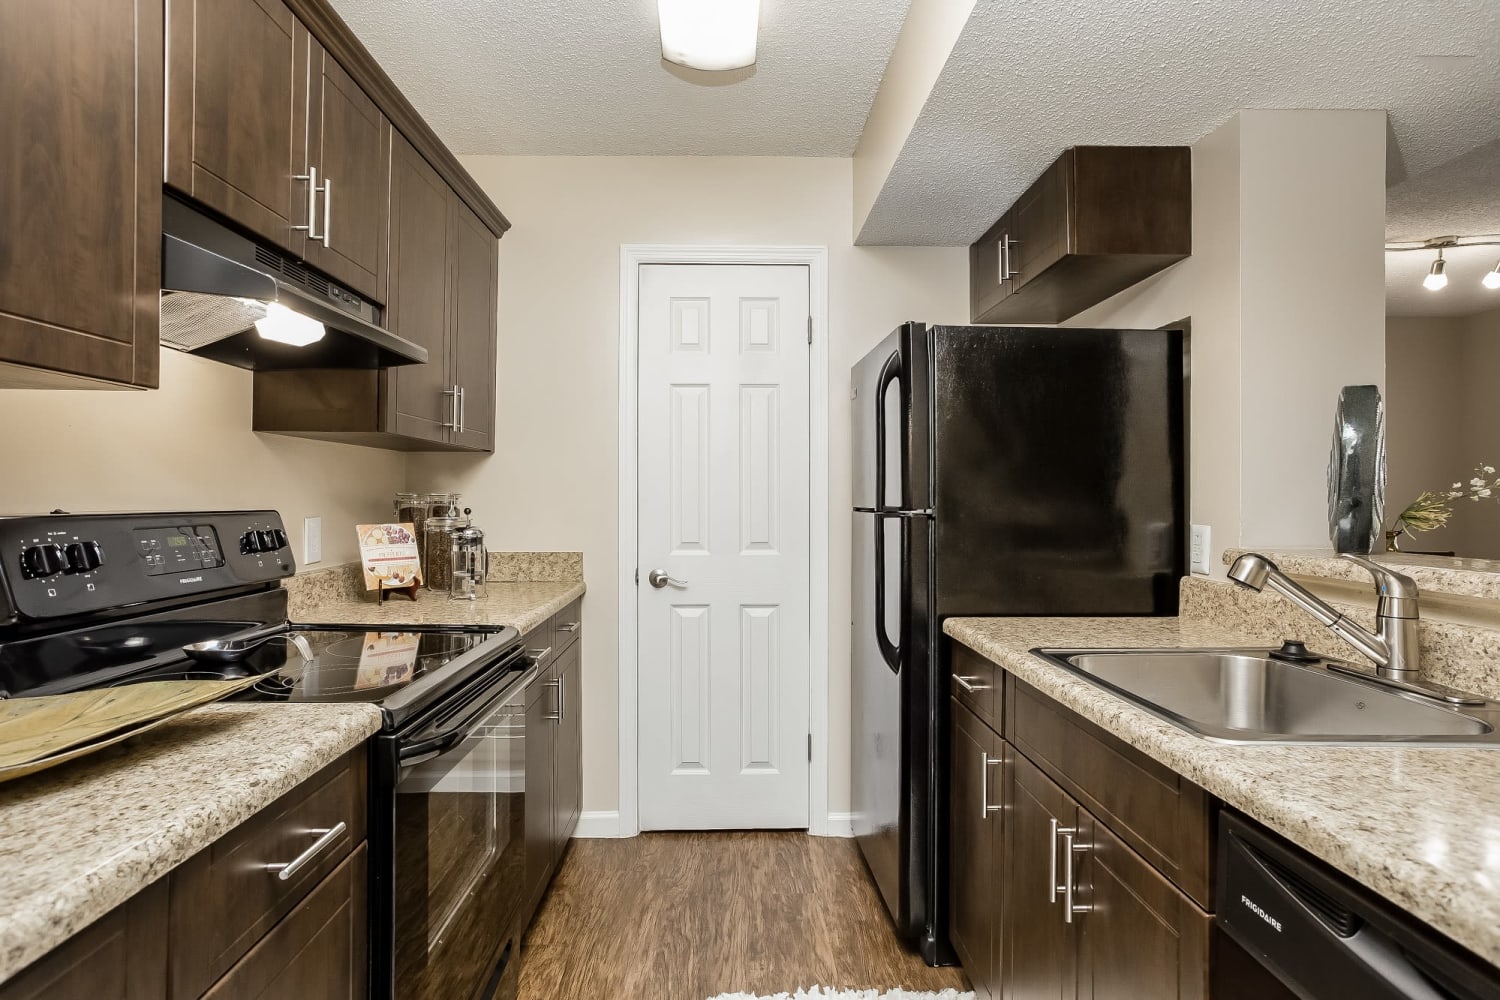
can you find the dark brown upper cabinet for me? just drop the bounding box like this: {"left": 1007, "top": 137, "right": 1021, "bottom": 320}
{"left": 252, "top": 136, "right": 499, "bottom": 452}
{"left": 167, "top": 0, "right": 310, "bottom": 256}
{"left": 0, "top": 0, "right": 162, "bottom": 389}
{"left": 970, "top": 146, "right": 1190, "bottom": 324}
{"left": 301, "top": 42, "right": 392, "bottom": 304}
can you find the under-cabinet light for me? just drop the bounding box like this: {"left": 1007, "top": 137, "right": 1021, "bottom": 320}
{"left": 255, "top": 302, "right": 326, "bottom": 347}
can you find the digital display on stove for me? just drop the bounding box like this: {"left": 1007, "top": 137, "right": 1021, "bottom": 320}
{"left": 167, "top": 535, "right": 189, "bottom": 548}
{"left": 135, "top": 525, "right": 225, "bottom": 577}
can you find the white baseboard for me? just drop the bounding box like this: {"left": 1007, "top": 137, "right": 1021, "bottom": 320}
{"left": 820, "top": 812, "right": 856, "bottom": 837}
{"left": 572, "top": 810, "right": 628, "bottom": 838}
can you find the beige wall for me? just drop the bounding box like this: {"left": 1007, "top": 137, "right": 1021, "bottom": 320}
{"left": 1069, "top": 110, "right": 1388, "bottom": 569}
{"left": 0, "top": 348, "right": 405, "bottom": 566}
{"left": 407, "top": 156, "right": 969, "bottom": 819}
{"left": 1387, "top": 308, "right": 1500, "bottom": 558}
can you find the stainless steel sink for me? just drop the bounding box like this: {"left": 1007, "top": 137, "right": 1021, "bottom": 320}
{"left": 1030, "top": 648, "right": 1500, "bottom": 746}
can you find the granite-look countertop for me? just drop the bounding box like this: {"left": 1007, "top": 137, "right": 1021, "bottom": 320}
{"left": 0, "top": 702, "right": 380, "bottom": 984}
{"left": 293, "top": 580, "right": 585, "bottom": 635}
{"left": 946, "top": 615, "right": 1500, "bottom": 967}
{"left": 1223, "top": 547, "right": 1500, "bottom": 602}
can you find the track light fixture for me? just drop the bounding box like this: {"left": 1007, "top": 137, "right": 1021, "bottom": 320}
{"left": 1424, "top": 251, "right": 1448, "bottom": 291}
{"left": 1385, "top": 235, "right": 1500, "bottom": 293}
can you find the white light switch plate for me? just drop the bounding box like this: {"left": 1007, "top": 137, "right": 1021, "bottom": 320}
{"left": 304, "top": 516, "right": 323, "bottom": 565}
{"left": 1190, "top": 524, "right": 1211, "bottom": 575}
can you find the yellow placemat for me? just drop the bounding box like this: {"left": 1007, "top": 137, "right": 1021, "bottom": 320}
{"left": 0, "top": 676, "right": 260, "bottom": 780}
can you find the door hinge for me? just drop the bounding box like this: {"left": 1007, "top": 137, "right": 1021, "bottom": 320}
{"left": 807, "top": 316, "right": 813, "bottom": 345}
{"left": 808, "top": 733, "right": 813, "bottom": 761}
{"left": 634, "top": 567, "right": 639, "bottom": 586}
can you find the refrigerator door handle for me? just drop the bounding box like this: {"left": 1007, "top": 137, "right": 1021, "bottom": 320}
{"left": 873, "top": 350, "right": 903, "bottom": 512}
{"left": 873, "top": 510, "right": 911, "bottom": 675}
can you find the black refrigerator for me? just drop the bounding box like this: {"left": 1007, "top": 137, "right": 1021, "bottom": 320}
{"left": 851, "top": 323, "right": 1185, "bottom": 964}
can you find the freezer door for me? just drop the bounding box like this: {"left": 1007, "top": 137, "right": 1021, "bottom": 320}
{"left": 852, "top": 324, "right": 931, "bottom": 512}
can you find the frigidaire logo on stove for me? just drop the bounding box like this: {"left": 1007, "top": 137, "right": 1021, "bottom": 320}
{"left": 178, "top": 576, "right": 204, "bottom": 585}
{"left": 1241, "top": 894, "right": 1283, "bottom": 932}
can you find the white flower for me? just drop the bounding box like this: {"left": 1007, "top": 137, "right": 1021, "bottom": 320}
{"left": 1478, "top": 489, "right": 1493, "bottom": 499}
{"left": 1454, "top": 482, "right": 1464, "bottom": 489}
{"left": 1472, "top": 478, "right": 1487, "bottom": 487}
{"left": 1486, "top": 466, "right": 1496, "bottom": 475}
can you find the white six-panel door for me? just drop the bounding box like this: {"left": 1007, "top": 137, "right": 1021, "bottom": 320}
{"left": 637, "top": 263, "right": 811, "bottom": 830}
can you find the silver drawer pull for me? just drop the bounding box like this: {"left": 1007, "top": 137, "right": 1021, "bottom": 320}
{"left": 1063, "top": 830, "right": 1091, "bottom": 923}
{"left": 528, "top": 646, "right": 553, "bottom": 662}
{"left": 556, "top": 621, "right": 580, "bottom": 633}
{"left": 953, "top": 674, "right": 991, "bottom": 694}
{"left": 266, "top": 821, "right": 347, "bottom": 882}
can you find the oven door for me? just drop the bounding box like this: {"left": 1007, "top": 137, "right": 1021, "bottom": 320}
{"left": 388, "top": 652, "right": 538, "bottom": 1000}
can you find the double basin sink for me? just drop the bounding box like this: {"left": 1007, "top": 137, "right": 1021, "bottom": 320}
{"left": 1029, "top": 648, "right": 1500, "bottom": 746}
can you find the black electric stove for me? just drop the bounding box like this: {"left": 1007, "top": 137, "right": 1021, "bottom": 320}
{"left": 0, "top": 510, "right": 532, "bottom": 999}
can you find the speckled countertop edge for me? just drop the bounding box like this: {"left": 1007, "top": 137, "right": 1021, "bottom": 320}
{"left": 291, "top": 580, "right": 585, "bottom": 635}
{"left": 945, "top": 615, "right": 1500, "bottom": 967}
{"left": 0, "top": 702, "right": 381, "bottom": 983}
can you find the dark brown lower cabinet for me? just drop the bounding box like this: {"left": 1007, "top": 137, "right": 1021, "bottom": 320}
{"left": 0, "top": 881, "right": 168, "bottom": 1000}
{"left": 524, "top": 651, "right": 558, "bottom": 919}
{"left": 949, "top": 699, "right": 1003, "bottom": 1000}
{"left": 999, "top": 730, "right": 1210, "bottom": 1000}
{"left": 202, "top": 845, "right": 368, "bottom": 1000}
{"left": 553, "top": 639, "right": 583, "bottom": 859}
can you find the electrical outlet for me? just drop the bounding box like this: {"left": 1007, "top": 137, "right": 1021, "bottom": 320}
{"left": 304, "top": 516, "right": 323, "bottom": 565}
{"left": 1190, "top": 524, "right": 1211, "bottom": 575}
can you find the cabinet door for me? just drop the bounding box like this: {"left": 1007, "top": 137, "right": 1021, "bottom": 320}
{"left": 1076, "top": 816, "right": 1210, "bottom": 1000}
{"left": 202, "top": 845, "right": 368, "bottom": 1000}
{"left": 304, "top": 43, "right": 391, "bottom": 303}
{"left": 448, "top": 199, "right": 499, "bottom": 452}
{"left": 1008, "top": 152, "right": 1070, "bottom": 295}
{"left": 524, "top": 662, "right": 558, "bottom": 919}
{"left": 968, "top": 209, "right": 1014, "bottom": 323}
{"left": 166, "top": 0, "right": 308, "bottom": 254}
{"left": 0, "top": 880, "right": 167, "bottom": 1000}
{"left": 384, "top": 133, "right": 453, "bottom": 445}
{"left": 949, "top": 700, "right": 1001, "bottom": 1000}
{"left": 0, "top": 0, "right": 161, "bottom": 389}
{"left": 1004, "top": 752, "right": 1077, "bottom": 1000}
{"left": 553, "top": 639, "right": 583, "bottom": 857}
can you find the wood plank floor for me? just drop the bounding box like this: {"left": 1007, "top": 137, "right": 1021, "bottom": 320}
{"left": 519, "top": 832, "right": 970, "bottom": 999}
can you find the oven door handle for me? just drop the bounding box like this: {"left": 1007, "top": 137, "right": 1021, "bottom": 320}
{"left": 399, "top": 661, "right": 540, "bottom": 764}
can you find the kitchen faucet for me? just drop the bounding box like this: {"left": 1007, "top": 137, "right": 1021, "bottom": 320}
{"left": 1227, "top": 552, "right": 1421, "bottom": 682}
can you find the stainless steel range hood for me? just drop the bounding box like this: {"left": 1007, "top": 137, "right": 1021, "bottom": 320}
{"left": 160, "top": 196, "right": 427, "bottom": 370}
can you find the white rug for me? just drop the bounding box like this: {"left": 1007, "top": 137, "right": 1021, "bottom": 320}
{"left": 708, "top": 990, "right": 973, "bottom": 1000}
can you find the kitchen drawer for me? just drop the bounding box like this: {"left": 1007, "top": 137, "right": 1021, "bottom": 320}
{"left": 522, "top": 617, "right": 557, "bottom": 689}
{"left": 201, "top": 844, "right": 368, "bottom": 1000}
{"left": 168, "top": 750, "right": 366, "bottom": 999}
{"left": 950, "top": 642, "right": 1001, "bottom": 734}
{"left": 552, "top": 599, "right": 582, "bottom": 651}
{"left": 1008, "top": 677, "right": 1212, "bottom": 907}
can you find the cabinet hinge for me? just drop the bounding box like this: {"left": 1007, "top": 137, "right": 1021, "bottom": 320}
{"left": 634, "top": 568, "right": 639, "bottom": 586}
{"left": 808, "top": 733, "right": 813, "bottom": 761}
{"left": 807, "top": 316, "right": 813, "bottom": 345}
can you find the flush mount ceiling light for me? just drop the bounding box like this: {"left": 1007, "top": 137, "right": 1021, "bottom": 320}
{"left": 254, "top": 301, "right": 326, "bottom": 347}
{"left": 1424, "top": 250, "right": 1449, "bottom": 291}
{"left": 658, "top": 0, "right": 761, "bottom": 71}
{"left": 1385, "top": 234, "right": 1500, "bottom": 293}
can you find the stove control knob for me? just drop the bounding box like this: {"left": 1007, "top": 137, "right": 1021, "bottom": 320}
{"left": 22, "top": 543, "right": 66, "bottom": 578}
{"left": 256, "top": 530, "right": 277, "bottom": 552}
{"left": 271, "top": 529, "right": 289, "bottom": 550}
{"left": 64, "top": 541, "right": 104, "bottom": 573}
{"left": 240, "top": 530, "right": 263, "bottom": 554}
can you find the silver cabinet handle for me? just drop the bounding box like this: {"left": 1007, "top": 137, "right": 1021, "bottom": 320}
{"left": 528, "top": 646, "right": 553, "bottom": 662}
{"left": 984, "top": 753, "right": 1002, "bottom": 817}
{"left": 557, "top": 621, "right": 580, "bottom": 633}
{"left": 980, "top": 751, "right": 1003, "bottom": 820}
{"left": 321, "top": 175, "right": 331, "bottom": 248}
{"left": 442, "top": 385, "right": 460, "bottom": 430}
{"left": 647, "top": 569, "right": 687, "bottom": 589}
{"left": 457, "top": 385, "right": 466, "bottom": 434}
{"left": 543, "top": 678, "right": 561, "bottom": 720}
{"left": 1049, "top": 818, "right": 1062, "bottom": 902}
{"left": 1004, "top": 235, "right": 1020, "bottom": 279}
{"left": 266, "top": 821, "right": 346, "bottom": 881}
{"left": 293, "top": 166, "right": 322, "bottom": 240}
{"left": 1063, "top": 829, "right": 1090, "bottom": 923}
{"left": 556, "top": 672, "right": 565, "bottom": 724}
{"left": 954, "top": 675, "right": 991, "bottom": 694}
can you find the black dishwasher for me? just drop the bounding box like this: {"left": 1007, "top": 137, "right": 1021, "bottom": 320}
{"left": 1214, "top": 810, "right": 1500, "bottom": 1000}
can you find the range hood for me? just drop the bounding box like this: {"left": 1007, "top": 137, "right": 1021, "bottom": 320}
{"left": 160, "top": 196, "right": 427, "bottom": 370}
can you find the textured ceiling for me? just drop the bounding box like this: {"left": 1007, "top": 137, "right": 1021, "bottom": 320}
{"left": 1386, "top": 136, "right": 1500, "bottom": 317}
{"left": 325, "top": 0, "right": 912, "bottom": 155}
{"left": 857, "top": 0, "right": 1500, "bottom": 246}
